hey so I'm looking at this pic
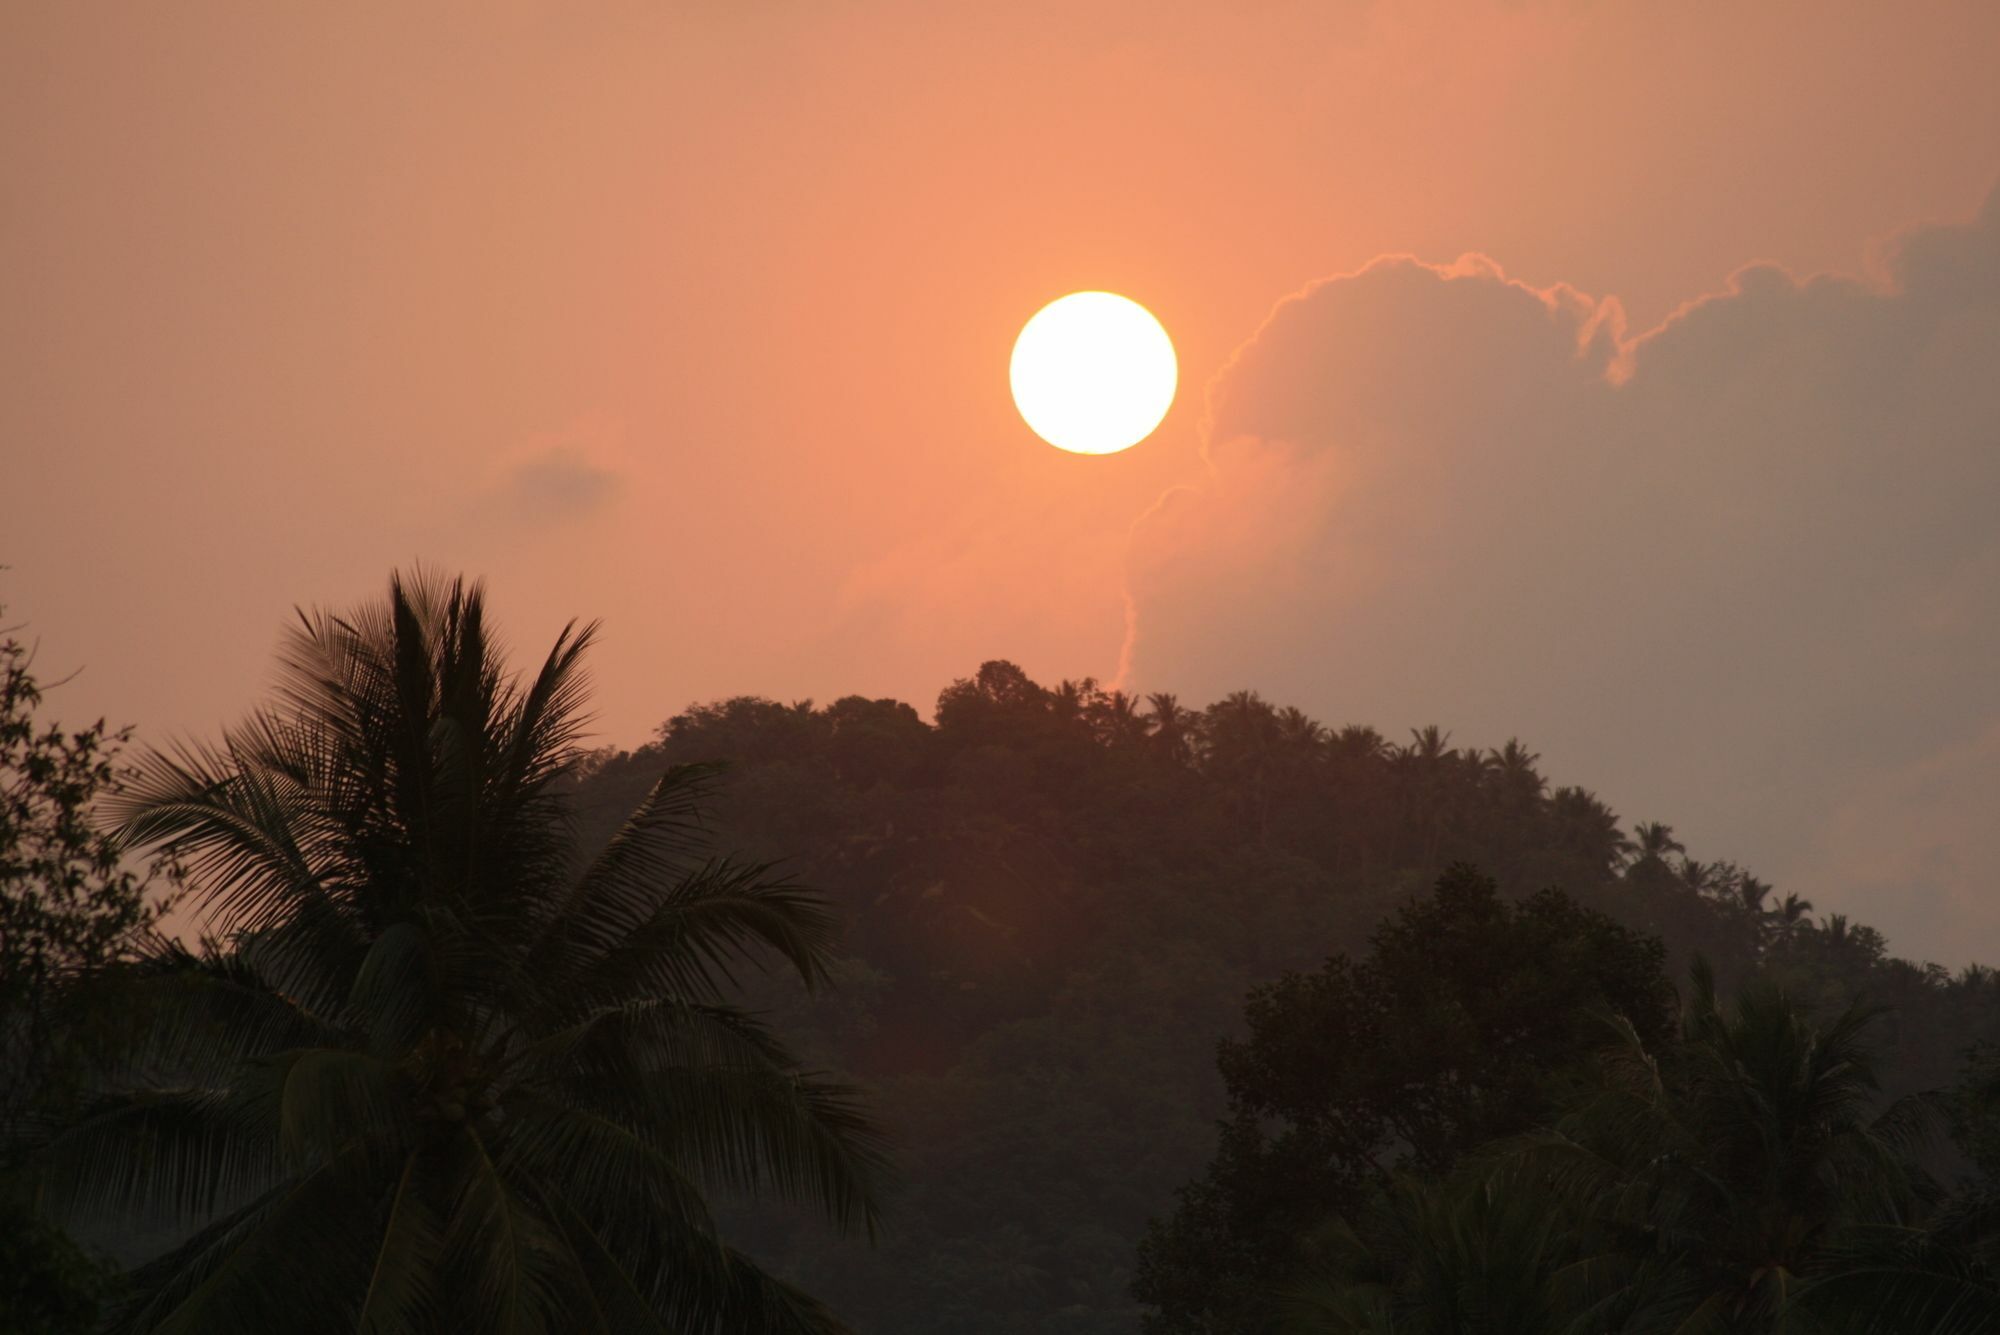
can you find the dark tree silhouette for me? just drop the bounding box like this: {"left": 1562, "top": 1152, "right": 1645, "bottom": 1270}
{"left": 1281, "top": 973, "right": 2000, "bottom": 1333}
{"left": 35, "top": 573, "right": 888, "bottom": 1334}
{"left": 1133, "top": 866, "right": 1675, "bottom": 1335}
{"left": 1508, "top": 967, "right": 1999, "bottom": 1332}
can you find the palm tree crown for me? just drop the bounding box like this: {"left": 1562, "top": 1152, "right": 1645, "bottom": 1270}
{"left": 40, "top": 572, "right": 888, "bottom": 1334}
{"left": 1524, "top": 964, "right": 1973, "bottom": 1331}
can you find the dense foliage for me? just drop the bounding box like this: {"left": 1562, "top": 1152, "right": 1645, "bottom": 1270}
{"left": 561, "top": 660, "right": 2000, "bottom": 1334}
{"left": 1, "top": 604, "right": 167, "bottom": 1332}
{"left": 30, "top": 575, "right": 888, "bottom": 1333}
{"left": 1, "top": 607, "right": 166, "bottom": 1134}
{"left": 1133, "top": 867, "right": 1678, "bottom": 1332}
{"left": 1284, "top": 964, "right": 2000, "bottom": 1333}
{"left": 13, "top": 606, "right": 2000, "bottom": 1332}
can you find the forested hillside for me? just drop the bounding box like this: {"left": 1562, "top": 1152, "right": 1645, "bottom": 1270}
{"left": 567, "top": 661, "right": 2000, "bottom": 1335}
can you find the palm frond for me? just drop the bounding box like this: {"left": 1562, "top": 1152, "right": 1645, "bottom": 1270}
{"left": 111, "top": 735, "right": 334, "bottom": 937}
{"left": 437, "top": 1127, "right": 567, "bottom": 1335}
{"left": 1793, "top": 1242, "right": 2000, "bottom": 1335}
{"left": 526, "top": 764, "right": 728, "bottom": 985}
{"left": 354, "top": 1152, "right": 443, "bottom": 1335}
{"left": 254, "top": 1046, "right": 408, "bottom": 1165}
{"left": 495, "top": 1088, "right": 723, "bottom": 1241}
{"left": 37, "top": 1087, "right": 281, "bottom": 1227}
{"left": 556, "top": 859, "right": 842, "bottom": 1014}
{"left": 345, "top": 920, "right": 439, "bottom": 1059}
{"left": 104, "top": 938, "right": 350, "bottom": 1081}
{"left": 533, "top": 1187, "right": 680, "bottom": 1335}
{"left": 610, "top": 1064, "right": 891, "bottom": 1237}
{"left": 109, "top": 1146, "right": 389, "bottom": 1335}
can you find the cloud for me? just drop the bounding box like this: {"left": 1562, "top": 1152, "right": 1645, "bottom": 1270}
{"left": 500, "top": 448, "right": 621, "bottom": 520}
{"left": 1129, "top": 186, "right": 2000, "bottom": 963}
{"left": 484, "top": 427, "right": 625, "bottom": 527}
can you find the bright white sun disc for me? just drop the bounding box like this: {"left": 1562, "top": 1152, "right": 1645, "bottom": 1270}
{"left": 1010, "top": 292, "right": 1177, "bottom": 455}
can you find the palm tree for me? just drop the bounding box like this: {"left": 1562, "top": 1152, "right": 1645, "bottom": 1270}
{"left": 1630, "top": 821, "right": 1685, "bottom": 864}
{"left": 1206, "top": 692, "right": 1284, "bottom": 841}
{"left": 1144, "top": 692, "right": 1194, "bottom": 765}
{"left": 1049, "top": 677, "right": 1098, "bottom": 727}
{"left": 1676, "top": 856, "right": 1720, "bottom": 897}
{"left": 1733, "top": 871, "right": 1773, "bottom": 917}
{"left": 1777, "top": 893, "right": 1814, "bottom": 922}
{"left": 1521, "top": 964, "right": 1994, "bottom": 1332}
{"left": 1399, "top": 726, "right": 1454, "bottom": 767}
{"left": 1283, "top": 1166, "right": 1578, "bottom": 1335}
{"left": 1393, "top": 728, "right": 1456, "bottom": 866}
{"left": 1328, "top": 726, "right": 1387, "bottom": 765}
{"left": 1088, "top": 689, "right": 1147, "bottom": 749}
{"left": 1623, "top": 821, "right": 1687, "bottom": 899}
{"left": 37, "top": 573, "right": 888, "bottom": 1334}
{"left": 1295, "top": 973, "right": 2000, "bottom": 1333}
{"left": 1484, "top": 739, "right": 1545, "bottom": 805}
{"left": 1548, "top": 786, "right": 1634, "bottom": 875}
{"left": 1202, "top": 690, "right": 1271, "bottom": 756}
{"left": 1276, "top": 707, "right": 1327, "bottom": 751}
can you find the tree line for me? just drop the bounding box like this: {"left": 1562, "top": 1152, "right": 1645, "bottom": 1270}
{"left": 578, "top": 660, "right": 2000, "bottom": 1332}
{"left": 6, "top": 580, "right": 1999, "bottom": 1332}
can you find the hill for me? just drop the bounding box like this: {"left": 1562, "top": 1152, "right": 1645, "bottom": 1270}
{"left": 567, "top": 661, "right": 2000, "bottom": 1335}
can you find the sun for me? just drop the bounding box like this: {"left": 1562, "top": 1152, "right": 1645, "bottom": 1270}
{"left": 1010, "top": 291, "right": 1177, "bottom": 455}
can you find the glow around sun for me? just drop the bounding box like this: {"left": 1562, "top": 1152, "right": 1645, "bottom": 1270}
{"left": 1010, "top": 292, "right": 1177, "bottom": 455}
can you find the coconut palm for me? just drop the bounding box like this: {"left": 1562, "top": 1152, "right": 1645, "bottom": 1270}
{"left": 1088, "top": 689, "right": 1148, "bottom": 749}
{"left": 1768, "top": 893, "right": 1816, "bottom": 951}
{"left": 1291, "top": 970, "right": 2000, "bottom": 1334}
{"left": 1733, "top": 873, "right": 1773, "bottom": 915}
{"left": 1676, "top": 856, "right": 1721, "bottom": 897}
{"left": 1205, "top": 692, "right": 1286, "bottom": 840}
{"left": 1630, "top": 821, "right": 1686, "bottom": 864}
{"left": 1328, "top": 726, "right": 1387, "bottom": 765}
{"left": 1399, "top": 726, "right": 1454, "bottom": 766}
{"left": 1143, "top": 692, "right": 1195, "bottom": 765}
{"left": 1548, "top": 785, "right": 1635, "bottom": 875}
{"left": 1049, "top": 677, "right": 1098, "bottom": 726}
{"left": 1521, "top": 964, "right": 1996, "bottom": 1333}
{"left": 1276, "top": 706, "right": 1327, "bottom": 751}
{"left": 1624, "top": 822, "right": 1688, "bottom": 899}
{"left": 1393, "top": 727, "right": 1458, "bottom": 866}
{"left": 36, "top": 573, "right": 889, "bottom": 1334}
{"left": 1484, "top": 739, "right": 1546, "bottom": 805}
{"left": 1283, "top": 1166, "right": 1579, "bottom": 1335}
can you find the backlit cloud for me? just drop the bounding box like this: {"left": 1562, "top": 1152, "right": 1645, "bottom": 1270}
{"left": 1129, "top": 187, "right": 2000, "bottom": 963}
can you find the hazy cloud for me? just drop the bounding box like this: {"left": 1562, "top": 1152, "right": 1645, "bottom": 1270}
{"left": 487, "top": 439, "right": 623, "bottom": 527}
{"left": 1129, "top": 187, "right": 2000, "bottom": 963}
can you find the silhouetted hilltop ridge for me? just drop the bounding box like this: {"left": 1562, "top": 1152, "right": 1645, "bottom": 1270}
{"left": 566, "top": 660, "right": 2000, "bottom": 1335}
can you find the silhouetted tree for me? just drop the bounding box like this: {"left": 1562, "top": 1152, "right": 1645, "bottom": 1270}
{"left": 1281, "top": 1163, "right": 1579, "bottom": 1335}
{"left": 1513, "top": 965, "right": 1997, "bottom": 1332}
{"left": 1, "top": 608, "right": 169, "bottom": 1134}
{"left": 0, "top": 602, "right": 158, "bottom": 1332}
{"left": 518, "top": 655, "right": 2000, "bottom": 1335}
{"left": 1284, "top": 970, "right": 2000, "bottom": 1333}
{"left": 35, "top": 574, "right": 888, "bottom": 1333}
{"left": 1547, "top": 785, "right": 1633, "bottom": 876}
{"left": 1133, "top": 866, "right": 1675, "bottom": 1335}
{"left": 1144, "top": 693, "right": 1196, "bottom": 766}
{"left": 1090, "top": 690, "right": 1149, "bottom": 749}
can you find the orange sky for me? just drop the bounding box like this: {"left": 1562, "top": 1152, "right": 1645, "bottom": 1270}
{"left": 6, "top": 1, "right": 1999, "bottom": 961}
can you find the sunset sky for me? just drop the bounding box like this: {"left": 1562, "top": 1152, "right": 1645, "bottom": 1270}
{"left": 7, "top": 2, "right": 1999, "bottom": 963}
